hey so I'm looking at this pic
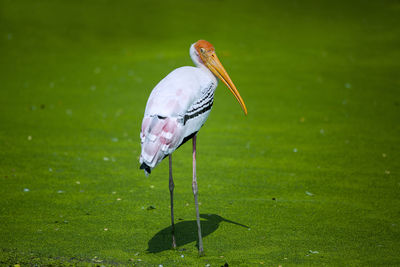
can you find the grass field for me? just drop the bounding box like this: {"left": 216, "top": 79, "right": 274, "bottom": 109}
{"left": 1, "top": 0, "right": 399, "bottom": 266}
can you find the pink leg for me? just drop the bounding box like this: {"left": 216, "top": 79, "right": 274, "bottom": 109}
{"left": 192, "top": 135, "right": 204, "bottom": 255}
{"left": 169, "top": 154, "right": 176, "bottom": 248}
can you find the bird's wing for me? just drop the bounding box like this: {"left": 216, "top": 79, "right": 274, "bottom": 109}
{"left": 139, "top": 66, "right": 216, "bottom": 172}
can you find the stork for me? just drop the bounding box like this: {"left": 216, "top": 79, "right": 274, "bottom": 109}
{"left": 139, "top": 40, "right": 247, "bottom": 255}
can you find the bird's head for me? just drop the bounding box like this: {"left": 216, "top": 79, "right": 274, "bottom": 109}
{"left": 200, "top": 213, "right": 250, "bottom": 229}
{"left": 193, "top": 40, "right": 247, "bottom": 115}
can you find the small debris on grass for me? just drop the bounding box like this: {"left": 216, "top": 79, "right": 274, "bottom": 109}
{"left": 180, "top": 254, "right": 184, "bottom": 258}
{"left": 66, "top": 109, "right": 72, "bottom": 116}
{"left": 117, "top": 198, "right": 122, "bottom": 201}
{"left": 382, "top": 153, "right": 387, "bottom": 158}
{"left": 150, "top": 185, "right": 155, "bottom": 189}
{"left": 293, "top": 148, "right": 298, "bottom": 153}
{"left": 205, "top": 264, "right": 211, "bottom": 267}
{"left": 345, "top": 82, "right": 352, "bottom": 89}
{"left": 104, "top": 228, "right": 108, "bottom": 231}
{"left": 185, "top": 203, "right": 189, "bottom": 206}
{"left": 94, "top": 67, "right": 101, "bottom": 74}
{"left": 112, "top": 191, "right": 116, "bottom": 194}
{"left": 309, "top": 250, "right": 319, "bottom": 254}
{"left": 57, "top": 190, "right": 64, "bottom": 194}
{"left": 49, "top": 168, "right": 53, "bottom": 172}
{"left": 23, "top": 188, "right": 30, "bottom": 192}
{"left": 385, "top": 170, "right": 390, "bottom": 174}
{"left": 92, "top": 256, "right": 103, "bottom": 263}
{"left": 305, "top": 191, "right": 314, "bottom": 196}
{"left": 320, "top": 129, "right": 325, "bottom": 135}
{"left": 103, "top": 157, "right": 109, "bottom": 161}
{"left": 76, "top": 181, "right": 80, "bottom": 184}
{"left": 27, "top": 136, "right": 32, "bottom": 141}
{"left": 272, "top": 197, "right": 276, "bottom": 200}
{"left": 147, "top": 205, "right": 156, "bottom": 210}
{"left": 159, "top": 265, "right": 163, "bottom": 267}
{"left": 111, "top": 137, "right": 119, "bottom": 142}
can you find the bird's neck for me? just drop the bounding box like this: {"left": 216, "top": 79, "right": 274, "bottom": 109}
{"left": 189, "top": 44, "right": 218, "bottom": 83}
{"left": 189, "top": 44, "right": 202, "bottom": 67}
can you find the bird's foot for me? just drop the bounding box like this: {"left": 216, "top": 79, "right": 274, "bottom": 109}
{"left": 172, "top": 236, "right": 177, "bottom": 249}
{"left": 198, "top": 248, "right": 204, "bottom": 257}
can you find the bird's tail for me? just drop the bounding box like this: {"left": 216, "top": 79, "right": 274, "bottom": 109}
{"left": 140, "top": 162, "right": 151, "bottom": 176}
{"left": 139, "top": 115, "right": 181, "bottom": 175}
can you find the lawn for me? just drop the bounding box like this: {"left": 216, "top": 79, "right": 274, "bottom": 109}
{"left": 0, "top": 0, "right": 399, "bottom": 266}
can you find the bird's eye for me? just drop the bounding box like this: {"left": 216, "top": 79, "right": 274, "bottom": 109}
{"left": 200, "top": 48, "right": 206, "bottom": 53}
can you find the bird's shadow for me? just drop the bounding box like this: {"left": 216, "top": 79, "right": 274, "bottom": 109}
{"left": 147, "top": 214, "right": 249, "bottom": 253}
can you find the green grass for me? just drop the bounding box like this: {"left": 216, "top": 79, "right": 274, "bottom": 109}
{"left": 1, "top": 0, "right": 399, "bottom": 266}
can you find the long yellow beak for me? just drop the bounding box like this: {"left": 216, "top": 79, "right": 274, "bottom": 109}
{"left": 203, "top": 52, "right": 247, "bottom": 115}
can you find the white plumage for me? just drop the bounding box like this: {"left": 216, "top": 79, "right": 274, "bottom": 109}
{"left": 139, "top": 43, "right": 218, "bottom": 174}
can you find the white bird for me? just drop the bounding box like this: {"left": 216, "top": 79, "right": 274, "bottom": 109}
{"left": 139, "top": 40, "right": 247, "bottom": 255}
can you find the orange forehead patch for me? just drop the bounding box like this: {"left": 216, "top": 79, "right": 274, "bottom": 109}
{"left": 194, "top": 40, "right": 214, "bottom": 51}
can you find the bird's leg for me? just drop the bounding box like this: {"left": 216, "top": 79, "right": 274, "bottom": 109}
{"left": 192, "top": 135, "right": 204, "bottom": 255}
{"left": 169, "top": 154, "right": 176, "bottom": 249}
